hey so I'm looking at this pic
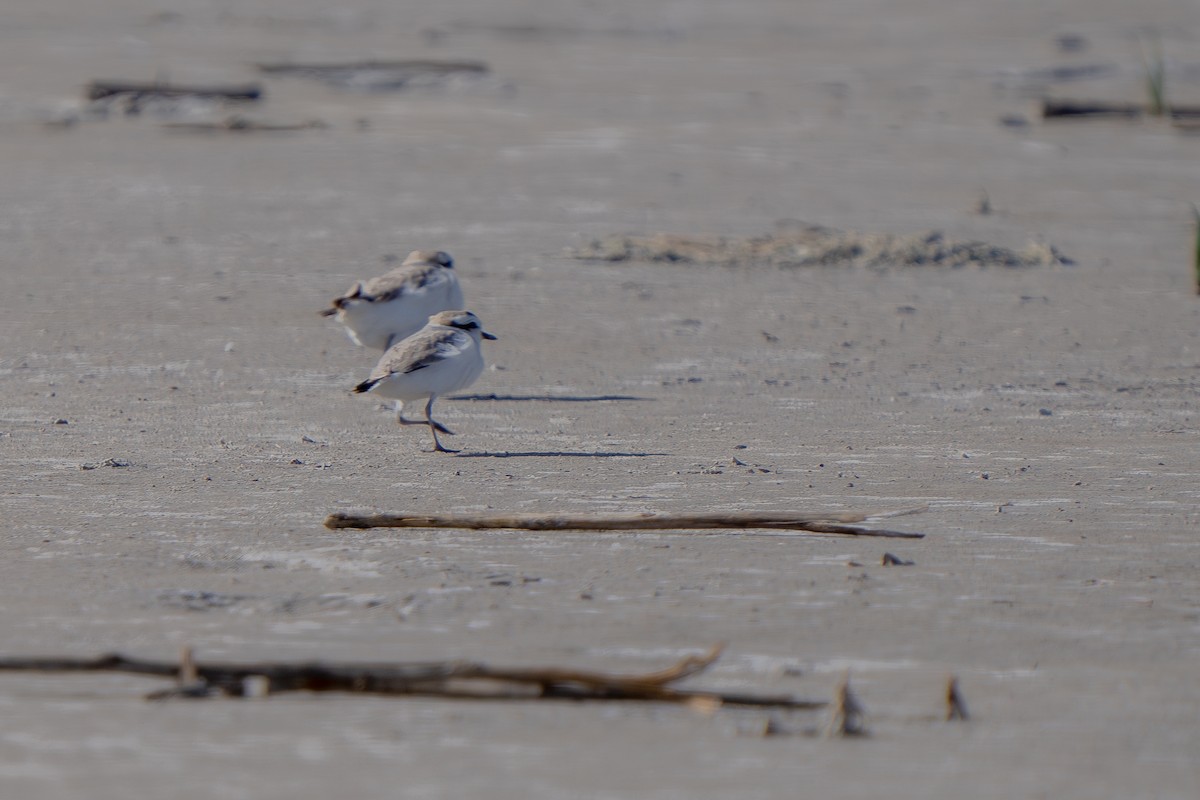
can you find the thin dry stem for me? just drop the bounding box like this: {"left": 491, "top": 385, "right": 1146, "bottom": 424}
{"left": 826, "top": 671, "right": 868, "bottom": 737}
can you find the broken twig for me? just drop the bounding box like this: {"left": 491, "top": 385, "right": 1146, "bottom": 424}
{"left": 146, "top": 645, "right": 218, "bottom": 700}
{"left": 323, "top": 509, "right": 926, "bottom": 538}
{"left": 946, "top": 676, "right": 970, "bottom": 721}
{"left": 0, "top": 645, "right": 825, "bottom": 709}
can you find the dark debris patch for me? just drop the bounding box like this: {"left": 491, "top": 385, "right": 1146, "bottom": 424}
{"left": 571, "top": 222, "right": 1071, "bottom": 268}
{"left": 156, "top": 590, "right": 251, "bottom": 611}
{"left": 80, "top": 457, "right": 131, "bottom": 470}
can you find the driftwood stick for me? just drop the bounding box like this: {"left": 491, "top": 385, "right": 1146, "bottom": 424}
{"left": 1041, "top": 99, "right": 1144, "bottom": 119}
{"left": 323, "top": 509, "right": 926, "bottom": 538}
{"left": 478, "top": 642, "right": 725, "bottom": 693}
{"left": 0, "top": 647, "right": 826, "bottom": 709}
{"left": 86, "top": 80, "right": 263, "bottom": 102}
{"left": 1042, "top": 98, "right": 1200, "bottom": 120}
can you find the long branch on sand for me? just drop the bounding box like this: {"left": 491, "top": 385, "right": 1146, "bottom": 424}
{"left": 323, "top": 508, "right": 927, "bottom": 538}
{"left": 0, "top": 644, "right": 825, "bottom": 708}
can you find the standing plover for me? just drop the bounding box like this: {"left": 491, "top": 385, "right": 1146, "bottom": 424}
{"left": 321, "top": 250, "right": 464, "bottom": 350}
{"left": 353, "top": 310, "right": 497, "bottom": 453}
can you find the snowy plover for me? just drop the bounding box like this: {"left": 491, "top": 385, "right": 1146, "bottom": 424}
{"left": 321, "top": 250, "right": 464, "bottom": 350}
{"left": 353, "top": 310, "right": 497, "bottom": 453}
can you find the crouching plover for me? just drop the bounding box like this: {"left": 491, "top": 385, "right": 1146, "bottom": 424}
{"left": 321, "top": 250, "right": 464, "bottom": 350}
{"left": 353, "top": 310, "right": 497, "bottom": 453}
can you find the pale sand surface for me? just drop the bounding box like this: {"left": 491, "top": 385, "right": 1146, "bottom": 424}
{"left": 2, "top": 1, "right": 1199, "bottom": 797}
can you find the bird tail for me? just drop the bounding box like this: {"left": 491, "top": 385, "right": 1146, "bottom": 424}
{"left": 353, "top": 378, "right": 379, "bottom": 394}
{"left": 323, "top": 282, "right": 365, "bottom": 316}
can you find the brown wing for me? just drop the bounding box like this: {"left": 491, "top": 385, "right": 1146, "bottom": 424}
{"left": 362, "top": 262, "right": 449, "bottom": 304}
{"left": 370, "top": 328, "right": 473, "bottom": 380}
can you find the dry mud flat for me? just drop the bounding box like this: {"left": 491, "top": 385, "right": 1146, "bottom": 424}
{"left": 2, "top": 1, "right": 1200, "bottom": 798}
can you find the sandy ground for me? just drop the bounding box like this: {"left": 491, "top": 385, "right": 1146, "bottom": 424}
{"left": 2, "top": 1, "right": 1199, "bottom": 797}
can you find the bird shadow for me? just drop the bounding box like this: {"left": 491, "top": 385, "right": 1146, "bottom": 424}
{"left": 454, "top": 450, "right": 665, "bottom": 458}
{"left": 448, "top": 393, "right": 654, "bottom": 403}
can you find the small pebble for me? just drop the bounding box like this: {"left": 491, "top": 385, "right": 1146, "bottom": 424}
{"left": 1055, "top": 33, "right": 1088, "bottom": 52}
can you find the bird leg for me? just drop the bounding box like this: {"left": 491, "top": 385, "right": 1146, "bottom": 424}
{"left": 426, "top": 396, "right": 459, "bottom": 453}
{"left": 397, "top": 401, "right": 452, "bottom": 434}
